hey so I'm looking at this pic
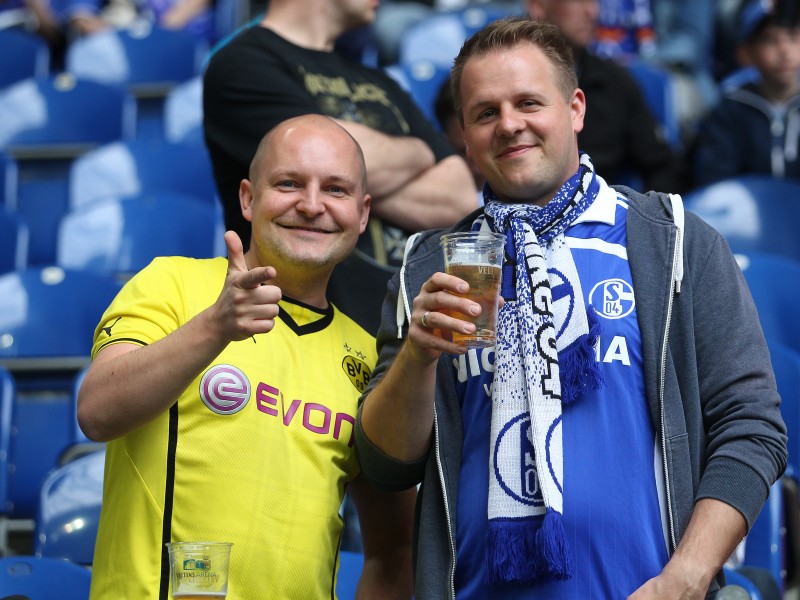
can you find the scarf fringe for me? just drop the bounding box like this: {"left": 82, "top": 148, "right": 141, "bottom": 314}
{"left": 485, "top": 519, "right": 540, "bottom": 583}
{"left": 537, "top": 508, "right": 574, "bottom": 579}
{"left": 559, "top": 306, "right": 603, "bottom": 404}
{"left": 485, "top": 509, "right": 574, "bottom": 583}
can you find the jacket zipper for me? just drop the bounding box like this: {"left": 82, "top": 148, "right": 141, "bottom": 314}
{"left": 660, "top": 222, "right": 682, "bottom": 553}
{"left": 434, "top": 403, "right": 457, "bottom": 599}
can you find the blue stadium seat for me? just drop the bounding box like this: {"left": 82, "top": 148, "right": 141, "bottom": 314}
{"left": 0, "top": 366, "right": 14, "bottom": 554}
{"left": 768, "top": 342, "right": 800, "bottom": 482}
{"left": 397, "top": 4, "right": 522, "bottom": 67}
{"left": 65, "top": 23, "right": 207, "bottom": 90}
{"left": 0, "top": 266, "right": 120, "bottom": 361}
{"left": 163, "top": 76, "right": 204, "bottom": 144}
{"left": 0, "top": 29, "right": 50, "bottom": 90}
{"left": 0, "top": 150, "right": 19, "bottom": 210}
{"left": 743, "top": 480, "right": 785, "bottom": 596}
{"left": 0, "top": 74, "right": 136, "bottom": 160}
{"left": 35, "top": 447, "right": 104, "bottom": 566}
{"left": 0, "top": 555, "right": 91, "bottom": 599}
{"left": 0, "top": 74, "right": 137, "bottom": 265}
{"left": 735, "top": 252, "right": 800, "bottom": 357}
{"left": 0, "top": 267, "right": 120, "bottom": 520}
{"left": 385, "top": 60, "right": 451, "bottom": 127}
{"left": 69, "top": 138, "right": 218, "bottom": 209}
{"left": 684, "top": 176, "right": 800, "bottom": 263}
{"left": 65, "top": 23, "right": 208, "bottom": 138}
{"left": 0, "top": 206, "right": 29, "bottom": 274}
{"left": 336, "top": 550, "right": 364, "bottom": 600}
{"left": 56, "top": 191, "right": 224, "bottom": 279}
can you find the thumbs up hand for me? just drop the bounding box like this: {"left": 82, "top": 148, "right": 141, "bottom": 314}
{"left": 211, "top": 230, "right": 282, "bottom": 341}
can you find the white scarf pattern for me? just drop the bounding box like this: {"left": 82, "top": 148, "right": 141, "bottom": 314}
{"left": 480, "top": 153, "right": 603, "bottom": 583}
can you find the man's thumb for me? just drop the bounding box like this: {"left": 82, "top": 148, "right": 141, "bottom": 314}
{"left": 225, "top": 230, "right": 247, "bottom": 272}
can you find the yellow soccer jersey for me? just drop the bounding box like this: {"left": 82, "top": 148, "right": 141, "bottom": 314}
{"left": 88, "top": 256, "right": 376, "bottom": 600}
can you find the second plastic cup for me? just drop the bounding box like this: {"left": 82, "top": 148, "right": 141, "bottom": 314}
{"left": 440, "top": 231, "right": 505, "bottom": 348}
{"left": 165, "top": 541, "right": 233, "bottom": 599}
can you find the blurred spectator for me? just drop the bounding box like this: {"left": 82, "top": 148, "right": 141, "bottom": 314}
{"left": 594, "top": 0, "right": 718, "bottom": 142}
{"left": 528, "top": 0, "right": 686, "bottom": 193}
{"left": 647, "top": 0, "right": 719, "bottom": 136}
{"left": 57, "top": 0, "right": 212, "bottom": 41}
{"left": 594, "top": 0, "right": 657, "bottom": 59}
{"left": 203, "top": 0, "right": 477, "bottom": 334}
{"left": 1, "top": 0, "right": 66, "bottom": 62}
{"left": 692, "top": 0, "right": 800, "bottom": 187}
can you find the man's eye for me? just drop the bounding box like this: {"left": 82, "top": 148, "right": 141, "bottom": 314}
{"left": 278, "top": 181, "right": 298, "bottom": 188}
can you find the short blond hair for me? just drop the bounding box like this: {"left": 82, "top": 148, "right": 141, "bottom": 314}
{"left": 451, "top": 17, "right": 578, "bottom": 123}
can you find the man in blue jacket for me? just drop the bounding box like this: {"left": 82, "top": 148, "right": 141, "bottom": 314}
{"left": 355, "top": 16, "right": 787, "bottom": 600}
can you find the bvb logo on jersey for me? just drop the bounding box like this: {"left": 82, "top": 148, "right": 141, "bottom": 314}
{"left": 342, "top": 355, "right": 371, "bottom": 393}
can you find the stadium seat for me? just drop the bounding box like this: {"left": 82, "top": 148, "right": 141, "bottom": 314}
{"left": 65, "top": 23, "right": 208, "bottom": 138}
{"left": 743, "top": 480, "right": 785, "bottom": 596}
{"left": 0, "top": 366, "right": 14, "bottom": 554}
{"left": 35, "top": 447, "right": 104, "bottom": 565}
{"left": 0, "top": 555, "right": 91, "bottom": 599}
{"left": 69, "top": 138, "right": 218, "bottom": 209}
{"left": 65, "top": 23, "right": 206, "bottom": 90}
{"left": 0, "top": 29, "right": 49, "bottom": 90}
{"left": 336, "top": 550, "right": 364, "bottom": 600}
{"left": 0, "top": 207, "right": 29, "bottom": 274}
{"left": 0, "top": 74, "right": 136, "bottom": 160}
{"left": 0, "top": 267, "right": 120, "bottom": 520}
{"left": 0, "top": 74, "right": 137, "bottom": 266}
{"left": 684, "top": 176, "right": 800, "bottom": 263}
{"left": 397, "top": 4, "right": 522, "bottom": 67}
{"left": 0, "top": 150, "right": 18, "bottom": 210}
{"left": 735, "top": 252, "right": 800, "bottom": 357}
{"left": 0, "top": 266, "right": 120, "bottom": 361}
{"left": 768, "top": 342, "right": 800, "bottom": 481}
{"left": 56, "top": 191, "right": 224, "bottom": 279}
{"left": 163, "top": 76, "right": 204, "bottom": 144}
{"left": 385, "top": 60, "right": 451, "bottom": 127}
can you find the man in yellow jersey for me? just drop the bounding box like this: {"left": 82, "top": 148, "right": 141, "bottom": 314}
{"left": 78, "top": 114, "right": 415, "bottom": 599}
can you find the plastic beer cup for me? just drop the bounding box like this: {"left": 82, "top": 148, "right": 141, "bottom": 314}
{"left": 440, "top": 231, "right": 505, "bottom": 348}
{"left": 165, "top": 541, "right": 233, "bottom": 599}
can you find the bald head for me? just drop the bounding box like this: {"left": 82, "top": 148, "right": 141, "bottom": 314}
{"left": 249, "top": 115, "right": 368, "bottom": 193}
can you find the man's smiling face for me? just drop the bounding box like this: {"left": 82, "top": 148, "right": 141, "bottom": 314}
{"left": 241, "top": 117, "right": 370, "bottom": 275}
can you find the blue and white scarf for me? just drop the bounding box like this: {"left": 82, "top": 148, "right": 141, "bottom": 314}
{"left": 480, "top": 153, "right": 603, "bottom": 583}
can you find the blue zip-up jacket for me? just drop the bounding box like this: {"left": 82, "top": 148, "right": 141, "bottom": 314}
{"left": 693, "top": 82, "right": 800, "bottom": 187}
{"left": 354, "top": 185, "right": 787, "bottom": 599}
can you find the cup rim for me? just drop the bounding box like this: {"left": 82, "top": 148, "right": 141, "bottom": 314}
{"left": 165, "top": 541, "right": 234, "bottom": 550}
{"left": 440, "top": 231, "right": 505, "bottom": 243}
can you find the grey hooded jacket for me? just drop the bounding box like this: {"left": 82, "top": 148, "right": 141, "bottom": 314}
{"left": 354, "top": 185, "right": 787, "bottom": 599}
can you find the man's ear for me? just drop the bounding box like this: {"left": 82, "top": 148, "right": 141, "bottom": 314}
{"left": 240, "top": 179, "right": 254, "bottom": 223}
{"left": 359, "top": 194, "right": 371, "bottom": 234}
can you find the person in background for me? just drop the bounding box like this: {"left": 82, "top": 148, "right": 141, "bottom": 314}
{"left": 527, "top": 0, "right": 687, "bottom": 193}
{"left": 79, "top": 114, "right": 415, "bottom": 600}
{"left": 1, "top": 0, "right": 65, "bottom": 65}
{"left": 203, "top": 0, "right": 478, "bottom": 336}
{"left": 355, "top": 17, "right": 787, "bottom": 599}
{"left": 57, "top": 0, "right": 213, "bottom": 41}
{"left": 692, "top": 0, "right": 800, "bottom": 187}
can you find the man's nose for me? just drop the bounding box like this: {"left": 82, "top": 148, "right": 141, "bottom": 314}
{"left": 295, "top": 188, "right": 326, "bottom": 215}
{"left": 496, "top": 107, "right": 525, "bottom": 137}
